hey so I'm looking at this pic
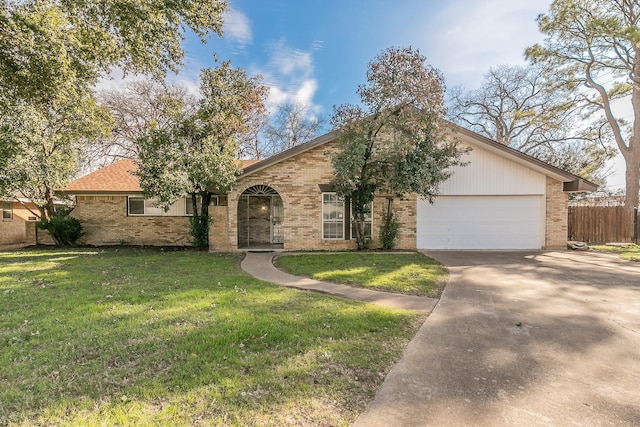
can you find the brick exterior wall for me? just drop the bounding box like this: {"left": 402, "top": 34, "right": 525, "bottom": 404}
{"left": 209, "top": 141, "right": 418, "bottom": 251}
{"left": 72, "top": 195, "right": 192, "bottom": 246}
{"left": 24, "top": 221, "right": 56, "bottom": 245}
{"left": 210, "top": 206, "right": 230, "bottom": 251}
{"left": 545, "top": 177, "right": 568, "bottom": 249}
{"left": 67, "top": 143, "right": 570, "bottom": 251}
{"left": 1, "top": 201, "right": 39, "bottom": 245}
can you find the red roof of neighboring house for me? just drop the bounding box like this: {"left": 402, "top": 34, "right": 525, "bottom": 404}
{"left": 64, "top": 159, "right": 261, "bottom": 193}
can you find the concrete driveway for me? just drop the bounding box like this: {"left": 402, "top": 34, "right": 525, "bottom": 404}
{"left": 355, "top": 250, "right": 640, "bottom": 427}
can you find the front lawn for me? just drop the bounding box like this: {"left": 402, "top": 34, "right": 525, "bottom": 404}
{"left": 0, "top": 248, "right": 424, "bottom": 426}
{"left": 590, "top": 243, "right": 640, "bottom": 261}
{"left": 275, "top": 252, "right": 448, "bottom": 298}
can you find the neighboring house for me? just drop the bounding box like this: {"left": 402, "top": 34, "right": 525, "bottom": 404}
{"left": 63, "top": 125, "right": 597, "bottom": 250}
{"left": 0, "top": 197, "right": 40, "bottom": 245}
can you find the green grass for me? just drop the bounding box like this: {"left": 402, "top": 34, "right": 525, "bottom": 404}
{"left": 0, "top": 248, "right": 425, "bottom": 426}
{"left": 275, "top": 252, "right": 448, "bottom": 298}
{"left": 590, "top": 243, "right": 640, "bottom": 261}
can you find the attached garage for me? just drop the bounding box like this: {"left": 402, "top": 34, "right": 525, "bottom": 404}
{"left": 417, "top": 195, "right": 544, "bottom": 250}
{"left": 415, "top": 126, "right": 579, "bottom": 250}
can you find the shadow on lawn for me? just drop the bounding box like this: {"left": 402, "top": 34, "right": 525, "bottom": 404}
{"left": 0, "top": 248, "right": 420, "bottom": 425}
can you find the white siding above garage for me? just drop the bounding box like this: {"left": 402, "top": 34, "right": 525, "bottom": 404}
{"left": 441, "top": 143, "right": 546, "bottom": 196}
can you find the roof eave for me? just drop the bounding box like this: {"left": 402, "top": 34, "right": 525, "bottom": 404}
{"left": 60, "top": 190, "right": 143, "bottom": 195}
{"left": 563, "top": 178, "right": 599, "bottom": 193}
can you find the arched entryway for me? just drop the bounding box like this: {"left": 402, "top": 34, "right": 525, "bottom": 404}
{"left": 237, "top": 185, "right": 284, "bottom": 249}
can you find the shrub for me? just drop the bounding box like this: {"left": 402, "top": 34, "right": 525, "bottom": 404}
{"left": 38, "top": 209, "right": 84, "bottom": 246}
{"left": 380, "top": 208, "right": 400, "bottom": 250}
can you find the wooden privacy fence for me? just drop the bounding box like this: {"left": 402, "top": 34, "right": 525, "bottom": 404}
{"left": 568, "top": 206, "right": 639, "bottom": 244}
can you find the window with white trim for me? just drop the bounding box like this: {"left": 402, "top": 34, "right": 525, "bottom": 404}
{"left": 322, "top": 193, "right": 344, "bottom": 239}
{"left": 2, "top": 202, "right": 12, "bottom": 221}
{"left": 127, "top": 197, "right": 166, "bottom": 215}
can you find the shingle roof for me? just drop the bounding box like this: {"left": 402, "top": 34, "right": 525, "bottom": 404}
{"left": 65, "top": 159, "right": 141, "bottom": 193}
{"left": 64, "top": 159, "right": 262, "bottom": 194}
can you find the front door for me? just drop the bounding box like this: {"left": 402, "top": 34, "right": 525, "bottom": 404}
{"left": 271, "top": 196, "right": 284, "bottom": 244}
{"left": 237, "top": 185, "right": 284, "bottom": 248}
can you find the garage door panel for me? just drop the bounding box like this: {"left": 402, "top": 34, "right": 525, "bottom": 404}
{"left": 417, "top": 196, "right": 543, "bottom": 250}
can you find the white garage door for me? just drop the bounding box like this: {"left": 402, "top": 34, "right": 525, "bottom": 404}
{"left": 417, "top": 195, "right": 543, "bottom": 250}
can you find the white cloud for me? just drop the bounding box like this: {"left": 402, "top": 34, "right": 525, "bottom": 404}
{"left": 223, "top": 8, "right": 252, "bottom": 48}
{"left": 254, "top": 40, "right": 322, "bottom": 116}
{"left": 425, "top": 0, "right": 548, "bottom": 89}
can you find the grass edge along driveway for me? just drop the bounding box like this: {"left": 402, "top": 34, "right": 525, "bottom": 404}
{"left": 0, "top": 248, "right": 425, "bottom": 426}
{"left": 589, "top": 243, "right": 640, "bottom": 261}
{"left": 275, "top": 252, "right": 448, "bottom": 298}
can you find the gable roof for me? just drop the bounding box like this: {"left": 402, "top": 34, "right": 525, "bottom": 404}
{"left": 65, "top": 159, "right": 141, "bottom": 193}
{"left": 240, "top": 123, "right": 598, "bottom": 193}
{"left": 64, "top": 159, "right": 260, "bottom": 194}
{"left": 64, "top": 125, "right": 598, "bottom": 194}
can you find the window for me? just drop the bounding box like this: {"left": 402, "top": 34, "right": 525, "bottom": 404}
{"left": 127, "top": 196, "right": 212, "bottom": 216}
{"left": 321, "top": 193, "right": 373, "bottom": 240}
{"left": 322, "top": 193, "right": 344, "bottom": 239}
{"left": 2, "top": 202, "right": 12, "bottom": 221}
{"left": 128, "top": 198, "right": 145, "bottom": 215}
{"left": 127, "top": 197, "right": 165, "bottom": 216}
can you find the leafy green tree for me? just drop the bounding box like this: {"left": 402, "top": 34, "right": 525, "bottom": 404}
{"left": 526, "top": 0, "right": 640, "bottom": 210}
{"left": 331, "top": 47, "right": 465, "bottom": 250}
{"left": 449, "top": 64, "right": 615, "bottom": 185}
{"left": 135, "top": 62, "right": 268, "bottom": 248}
{"left": 0, "top": 0, "right": 228, "bottom": 218}
{"left": 0, "top": 0, "right": 227, "bottom": 106}
{"left": 0, "top": 94, "right": 112, "bottom": 219}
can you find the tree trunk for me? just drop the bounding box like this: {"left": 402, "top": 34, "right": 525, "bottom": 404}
{"left": 354, "top": 212, "right": 366, "bottom": 250}
{"left": 201, "top": 191, "right": 212, "bottom": 218}
{"left": 351, "top": 191, "right": 369, "bottom": 250}
{"left": 627, "top": 53, "right": 640, "bottom": 212}
{"left": 199, "top": 191, "right": 212, "bottom": 247}
{"left": 625, "top": 148, "right": 640, "bottom": 211}
{"left": 191, "top": 193, "right": 198, "bottom": 218}
{"left": 384, "top": 197, "right": 394, "bottom": 233}
{"left": 44, "top": 187, "right": 56, "bottom": 219}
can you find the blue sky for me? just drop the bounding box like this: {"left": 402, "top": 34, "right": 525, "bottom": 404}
{"left": 157, "top": 0, "right": 623, "bottom": 190}
{"left": 179, "top": 0, "right": 549, "bottom": 116}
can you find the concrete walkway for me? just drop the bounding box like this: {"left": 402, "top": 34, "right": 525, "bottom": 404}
{"left": 240, "top": 251, "right": 438, "bottom": 313}
{"left": 354, "top": 250, "right": 640, "bottom": 427}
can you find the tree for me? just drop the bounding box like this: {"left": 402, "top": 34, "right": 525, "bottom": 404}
{"left": 526, "top": 0, "right": 640, "bottom": 211}
{"left": 81, "top": 80, "right": 197, "bottom": 174}
{"left": 0, "top": 0, "right": 228, "bottom": 215}
{"left": 264, "top": 102, "right": 326, "bottom": 155}
{"left": 0, "top": 0, "right": 227, "bottom": 106}
{"left": 135, "top": 62, "right": 268, "bottom": 248}
{"left": 449, "top": 64, "right": 614, "bottom": 185}
{"left": 236, "top": 106, "right": 269, "bottom": 160}
{"left": 0, "top": 94, "right": 112, "bottom": 219}
{"left": 331, "top": 47, "right": 465, "bottom": 250}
